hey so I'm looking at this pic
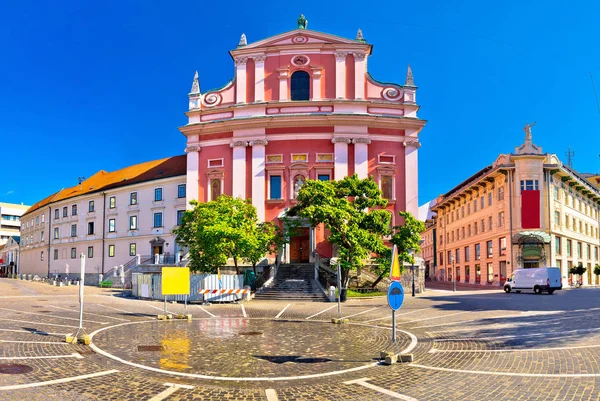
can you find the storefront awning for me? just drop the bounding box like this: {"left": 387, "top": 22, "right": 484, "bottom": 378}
{"left": 512, "top": 231, "right": 551, "bottom": 244}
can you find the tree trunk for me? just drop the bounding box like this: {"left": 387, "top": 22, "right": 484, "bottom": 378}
{"left": 371, "top": 274, "right": 384, "bottom": 288}
{"left": 253, "top": 264, "right": 257, "bottom": 276}
{"left": 233, "top": 258, "right": 239, "bottom": 275}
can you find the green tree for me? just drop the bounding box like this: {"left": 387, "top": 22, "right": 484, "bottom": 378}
{"left": 245, "top": 222, "right": 284, "bottom": 274}
{"left": 594, "top": 265, "right": 600, "bottom": 277}
{"left": 569, "top": 263, "right": 587, "bottom": 283}
{"left": 288, "top": 175, "right": 390, "bottom": 290}
{"left": 371, "top": 211, "right": 425, "bottom": 288}
{"left": 174, "top": 196, "right": 261, "bottom": 274}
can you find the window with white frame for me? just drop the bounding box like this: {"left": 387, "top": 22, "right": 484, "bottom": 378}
{"left": 153, "top": 212, "right": 163, "bottom": 228}
{"left": 71, "top": 224, "right": 77, "bottom": 237}
{"left": 88, "top": 222, "right": 94, "bottom": 235}
{"left": 53, "top": 249, "right": 58, "bottom": 260}
{"left": 71, "top": 248, "right": 76, "bottom": 259}
{"left": 88, "top": 246, "right": 93, "bottom": 258}
{"left": 520, "top": 180, "right": 539, "bottom": 191}
{"left": 89, "top": 200, "right": 94, "bottom": 212}
{"left": 130, "top": 192, "right": 137, "bottom": 205}
{"left": 108, "top": 245, "right": 115, "bottom": 257}
{"left": 178, "top": 184, "right": 186, "bottom": 198}
{"left": 109, "top": 196, "right": 116, "bottom": 209}
{"left": 130, "top": 243, "right": 136, "bottom": 256}
{"left": 129, "top": 215, "right": 138, "bottom": 230}
{"left": 108, "top": 219, "right": 115, "bottom": 233}
{"left": 53, "top": 227, "right": 59, "bottom": 239}
{"left": 154, "top": 188, "right": 163, "bottom": 201}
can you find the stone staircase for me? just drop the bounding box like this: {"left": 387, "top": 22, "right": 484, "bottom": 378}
{"left": 254, "top": 263, "right": 327, "bottom": 301}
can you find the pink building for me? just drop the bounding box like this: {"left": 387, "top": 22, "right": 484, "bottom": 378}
{"left": 181, "top": 20, "right": 426, "bottom": 263}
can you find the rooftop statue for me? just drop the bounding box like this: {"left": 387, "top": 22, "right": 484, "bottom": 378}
{"left": 297, "top": 14, "right": 308, "bottom": 29}
{"left": 524, "top": 121, "right": 536, "bottom": 141}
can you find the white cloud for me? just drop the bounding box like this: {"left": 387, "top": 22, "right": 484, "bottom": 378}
{"left": 6, "top": 190, "right": 14, "bottom": 195}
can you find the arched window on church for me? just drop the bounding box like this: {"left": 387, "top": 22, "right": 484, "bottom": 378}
{"left": 291, "top": 71, "right": 310, "bottom": 101}
{"left": 210, "top": 179, "right": 221, "bottom": 201}
{"left": 293, "top": 174, "right": 306, "bottom": 198}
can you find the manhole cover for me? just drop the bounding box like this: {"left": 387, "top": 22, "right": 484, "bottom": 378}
{"left": 137, "top": 345, "right": 164, "bottom": 352}
{"left": 239, "top": 331, "right": 263, "bottom": 336}
{"left": 0, "top": 364, "right": 33, "bottom": 374}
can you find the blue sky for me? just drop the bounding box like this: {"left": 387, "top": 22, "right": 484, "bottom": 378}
{"left": 2, "top": 1, "right": 600, "bottom": 207}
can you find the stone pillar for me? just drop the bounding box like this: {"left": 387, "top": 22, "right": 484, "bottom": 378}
{"left": 332, "top": 137, "right": 351, "bottom": 180}
{"left": 250, "top": 140, "right": 268, "bottom": 222}
{"left": 353, "top": 53, "right": 366, "bottom": 99}
{"left": 404, "top": 139, "right": 421, "bottom": 216}
{"left": 335, "top": 52, "right": 347, "bottom": 99}
{"left": 278, "top": 67, "right": 289, "bottom": 101}
{"left": 235, "top": 57, "right": 248, "bottom": 104}
{"left": 311, "top": 66, "right": 323, "bottom": 100}
{"left": 184, "top": 145, "right": 200, "bottom": 209}
{"left": 230, "top": 140, "right": 248, "bottom": 199}
{"left": 254, "top": 55, "right": 266, "bottom": 102}
{"left": 352, "top": 138, "right": 371, "bottom": 179}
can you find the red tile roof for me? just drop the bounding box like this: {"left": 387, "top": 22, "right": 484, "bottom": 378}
{"left": 24, "top": 155, "right": 186, "bottom": 216}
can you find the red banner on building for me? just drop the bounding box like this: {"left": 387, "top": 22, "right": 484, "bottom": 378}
{"left": 521, "top": 190, "right": 540, "bottom": 229}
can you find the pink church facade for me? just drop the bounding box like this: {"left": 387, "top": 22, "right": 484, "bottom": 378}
{"left": 180, "top": 24, "right": 426, "bottom": 263}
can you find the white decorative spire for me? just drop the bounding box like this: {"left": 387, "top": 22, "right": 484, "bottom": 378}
{"left": 356, "top": 28, "right": 365, "bottom": 42}
{"left": 238, "top": 33, "right": 247, "bottom": 47}
{"left": 190, "top": 71, "right": 200, "bottom": 94}
{"left": 405, "top": 64, "right": 415, "bottom": 87}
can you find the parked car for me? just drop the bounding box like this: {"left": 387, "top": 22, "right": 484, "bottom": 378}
{"left": 503, "top": 267, "right": 562, "bottom": 294}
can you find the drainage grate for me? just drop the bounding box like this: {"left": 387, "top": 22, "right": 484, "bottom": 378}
{"left": 137, "top": 345, "right": 164, "bottom": 352}
{"left": 239, "top": 331, "right": 263, "bottom": 336}
{"left": 0, "top": 364, "right": 33, "bottom": 374}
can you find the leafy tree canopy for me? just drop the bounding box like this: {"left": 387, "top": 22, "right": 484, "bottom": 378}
{"left": 288, "top": 175, "right": 390, "bottom": 285}
{"left": 372, "top": 211, "right": 425, "bottom": 287}
{"left": 174, "top": 196, "right": 281, "bottom": 274}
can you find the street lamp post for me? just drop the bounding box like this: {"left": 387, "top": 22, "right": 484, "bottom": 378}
{"left": 451, "top": 254, "right": 456, "bottom": 292}
{"left": 409, "top": 248, "right": 416, "bottom": 297}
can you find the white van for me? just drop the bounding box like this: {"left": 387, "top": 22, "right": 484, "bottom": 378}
{"left": 504, "top": 267, "right": 562, "bottom": 294}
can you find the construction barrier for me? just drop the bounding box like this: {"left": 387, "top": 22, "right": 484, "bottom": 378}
{"left": 132, "top": 272, "right": 245, "bottom": 303}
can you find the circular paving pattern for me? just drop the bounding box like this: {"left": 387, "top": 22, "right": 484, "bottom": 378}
{"left": 90, "top": 318, "right": 413, "bottom": 380}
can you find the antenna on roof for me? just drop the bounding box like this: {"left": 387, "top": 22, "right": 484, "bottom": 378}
{"left": 78, "top": 177, "right": 85, "bottom": 185}
{"left": 565, "top": 147, "right": 575, "bottom": 169}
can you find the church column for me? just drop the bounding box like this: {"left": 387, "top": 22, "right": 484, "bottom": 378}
{"left": 352, "top": 138, "right": 371, "bottom": 179}
{"left": 278, "top": 67, "right": 289, "bottom": 101}
{"left": 353, "top": 52, "right": 367, "bottom": 99}
{"left": 335, "top": 52, "right": 347, "bottom": 99}
{"left": 250, "top": 139, "right": 268, "bottom": 222}
{"left": 235, "top": 57, "right": 248, "bottom": 103}
{"left": 332, "top": 137, "right": 351, "bottom": 180}
{"left": 311, "top": 66, "right": 323, "bottom": 100}
{"left": 184, "top": 145, "right": 201, "bottom": 209}
{"left": 254, "top": 55, "right": 266, "bottom": 102}
{"left": 403, "top": 138, "right": 421, "bottom": 216}
{"left": 230, "top": 140, "right": 248, "bottom": 198}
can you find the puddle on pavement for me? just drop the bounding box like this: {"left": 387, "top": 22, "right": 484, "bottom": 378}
{"left": 0, "top": 364, "right": 33, "bottom": 374}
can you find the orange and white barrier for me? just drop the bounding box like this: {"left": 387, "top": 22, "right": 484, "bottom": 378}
{"left": 198, "top": 289, "right": 249, "bottom": 295}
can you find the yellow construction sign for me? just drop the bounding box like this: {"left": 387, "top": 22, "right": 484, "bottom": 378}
{"left": 389, "top": 245, "right": 402, "bottom": 282}
{"left": 162, "top": 267, "right": 190, "bottom": 295}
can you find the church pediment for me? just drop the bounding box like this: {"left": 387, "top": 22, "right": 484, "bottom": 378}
{"left": 232, "top": 29, "right": 368, "bottom": 54}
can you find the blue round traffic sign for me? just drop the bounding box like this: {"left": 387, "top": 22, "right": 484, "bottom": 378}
{"left": 387, "top": 281, "right": 404, "bottom": 311}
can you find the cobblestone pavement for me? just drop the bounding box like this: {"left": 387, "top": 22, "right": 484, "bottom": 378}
{"left": 1, "top": 279, "right": 600, "bottom": 400}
